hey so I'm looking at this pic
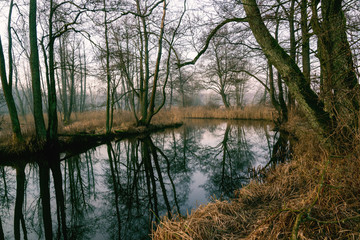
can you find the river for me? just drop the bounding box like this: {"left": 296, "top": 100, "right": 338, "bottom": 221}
{"left": 0, "top": 119, "right": 276, "bottom": 240}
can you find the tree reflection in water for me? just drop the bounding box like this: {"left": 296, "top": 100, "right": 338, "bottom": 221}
{"left": 199, "top": 123, "right": 255, "bottom": 198}
{"left": 14, "top": 162, "right": 27, "bottom": 240}
{"left": 0, "top": 120, "right": 274, "bottom": 239}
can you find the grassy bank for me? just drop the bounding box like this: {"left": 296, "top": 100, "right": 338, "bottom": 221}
{"left": 0, "top": 105, "right": 274, "bottom": 144}
{"left": 152, "top": 114, "right": 360, "bottom": 239}
{"left": 58, "top": 105, "right": 274, "bottom": 134}
{"left": 176, "top": 106, "right": 275, "bottom": 120}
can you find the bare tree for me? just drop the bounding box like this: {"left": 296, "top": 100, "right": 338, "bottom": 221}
{"left": 202, "top": 27, "right": 248, "bottom": 108}
{"left": 102, "top": 0, "right": 112, "bottom": 134}
{"left": 134, "top": 0, "right": 168, "bottom": 126}
{"left": 46, "top": 0, "right": 58, "bottom": 141}
{"left": 0, "top": 0, "right": 23, "bottom": 142}
{"left": 79, "top": 43, "right": 87, "bottom": 112}
{"left": 243, "top": 0, "right": 358, "bottom": 145}
{"left": 105, "top": 0, "right": 186, "bottom": 126}
{"left": 0, "top": 38, "right": 23, "bottom": 142}
{"left": 29, "top": 0, "right": 47, "bottom": 140}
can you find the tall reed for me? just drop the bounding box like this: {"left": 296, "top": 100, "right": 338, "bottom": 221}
{"left": 0, "top": 105, "right": 274, "bottom": 142}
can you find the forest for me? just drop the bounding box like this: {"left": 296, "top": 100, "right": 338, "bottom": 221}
{"left": 0, "top": 0, "right": 358, "bottom": 145}
{"left": 0, "top": 0, "right": 360, "bottom": 239}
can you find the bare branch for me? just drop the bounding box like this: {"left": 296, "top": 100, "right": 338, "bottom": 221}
{"left": 178, "top": 17, "right": 247, "bottom": 68}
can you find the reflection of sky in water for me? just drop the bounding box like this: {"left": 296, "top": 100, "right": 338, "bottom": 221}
{"left": 160, "top": 120, "right": 275, "bottom": 213}
{"left": 85, "top": 120, "right": 276, "bottom": 238}
{"left": 245, "top": 125, "right": 274, "bottom": 168}
{"left": 187, "top": 170, "right": 208, "bottom": 210}
{"left": 0, "top": 120, "right": 275, "bottom": 240}
{"left": 199, "top": 123, "right": 226, "bottom": 147}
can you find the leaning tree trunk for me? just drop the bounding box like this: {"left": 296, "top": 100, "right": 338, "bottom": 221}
{"left": 0, "top": 38, "right": 23, "bottom": 142}
{"left": 243, "top": 0, "right": 332, "bottom": 139}
{"left": 220, "top": 89, "right": 230, "bottom": 109}
{"left": 0, "top": 0, "right": 23, "bottom": 142}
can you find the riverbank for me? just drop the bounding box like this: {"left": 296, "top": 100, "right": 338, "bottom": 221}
{"left": 0, "top": 106, "right": 274, "bottom": 144}
{"left": 152, "top": 114, "right": 360, "bottom": 239}
{"left": 0, "top": 122, "right": 183, "bottom": 163}
{"left": 179, "top": 106, "right": 275, "bottom": 120}
{"left": 0, "top": 106, "right": 273, "bottom": 161}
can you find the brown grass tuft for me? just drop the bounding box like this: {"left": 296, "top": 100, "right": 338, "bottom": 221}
{"left": 153, "top": 200, "right": 255, "bottom": 240}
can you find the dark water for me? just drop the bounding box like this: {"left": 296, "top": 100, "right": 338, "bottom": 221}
{"left": 0, "top": 120, "right": 275, "bottom": 240}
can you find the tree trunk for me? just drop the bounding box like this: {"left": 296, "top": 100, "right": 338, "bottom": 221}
{"left": 50, "top": 158, "right": 68, "bottom": 240}
{"left": 29, "top": 0, "right": 46, "bottom": 140}
{"left": 277, "top": 72, "right": 288, "bottom": 122}
{"left": 0, "top": 0, "right": 23, "bottom": 142}
{"left": 145, "top": 0, "right": 167, "bottom": 125}
{"left": 243, "top": 0, "right": 331, "bottom": 138}
{"left": 38, "top": 161, "right": 53, "bottom": 240}
{"left": 106, "top": 144, "right": 122, "bottom": 239}
{"left": 59, "top": 38, "right": 68, "bottom": 123}
{"left": 0, "top": 216, "right": 4, "bottom": 240}
{"left": 79, "top": 44, "right": 87, "bottom": 112}
{"left": 136, "top": 0, "right": 149, "bottom": 126}
{"left": 104, "top": 0, "right": 112, "bottom": 134}
{"left": 235, "top": 82, "right": 240, "bottom": 107}
{"left": 301, "top": 0, "right": 311, "bottom": 84}
{"left": 14, "top": 65, "right": 27, "bottom": 121}
{"left": 47, "top": 0, "right": 58, "bottom": 142}
{"left": 268, "top": 62, "right": 282, "bottom": 119}
{"left": 0, "top": 38, "right": 23, "bottom": 142}
{"left": 311, "top": 0, "right": 359, "bottom": 137}
{"left": 66, "top": 49, "right": 75, "bottom": 123}
{"left": 287, "top": 0, "right": 296, "bottom": 110}
{"left": 220, "top": 89, "right": 230, "bottom": 108}
{"left": 82, "top": 47, "right": 87, "bottom": 112}
{"left": 179, "top": 74, "right": 185, "bottom": 107}
{"left": 14, "top": 164, "right": 27, "bottom": 240}
{"left": 260, "top": 74, "right": 268, "bottom": 105}
{"left": 169, "top": 72, "right": 173, "bottom": 108}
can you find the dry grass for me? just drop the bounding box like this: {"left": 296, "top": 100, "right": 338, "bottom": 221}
{"left": 152, "top": 114, "right": 360, "bottom": 239}
{"left": 0, "top": 105, "right": 273, "bottom": 143}
{"left": 153, "top": 200, "right": 255, "bottom": 240}
{"left": 59, "top": 109, "right": 184, "bottom": 134}
{"left": 175, "top": 106, "right": 275, "bottom": 121}
{"left": 59, "top": 110, "right": 134, "bottom": 134}
{"left": 0, "top": 114, "right": 37, "bottom": 144}
{"left": 58, "top": 106, "right": 274, "bottom": 135}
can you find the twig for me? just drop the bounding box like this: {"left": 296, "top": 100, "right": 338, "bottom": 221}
{"left": 306, "top": 214, "right": 360, "bottom": 225}
{"left": 291, "top": 212, "right": 305, "bottom": 240}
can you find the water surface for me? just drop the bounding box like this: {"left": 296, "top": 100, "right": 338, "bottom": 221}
{"left": 0, "top": 120, "right": 275, "bottom": 239}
